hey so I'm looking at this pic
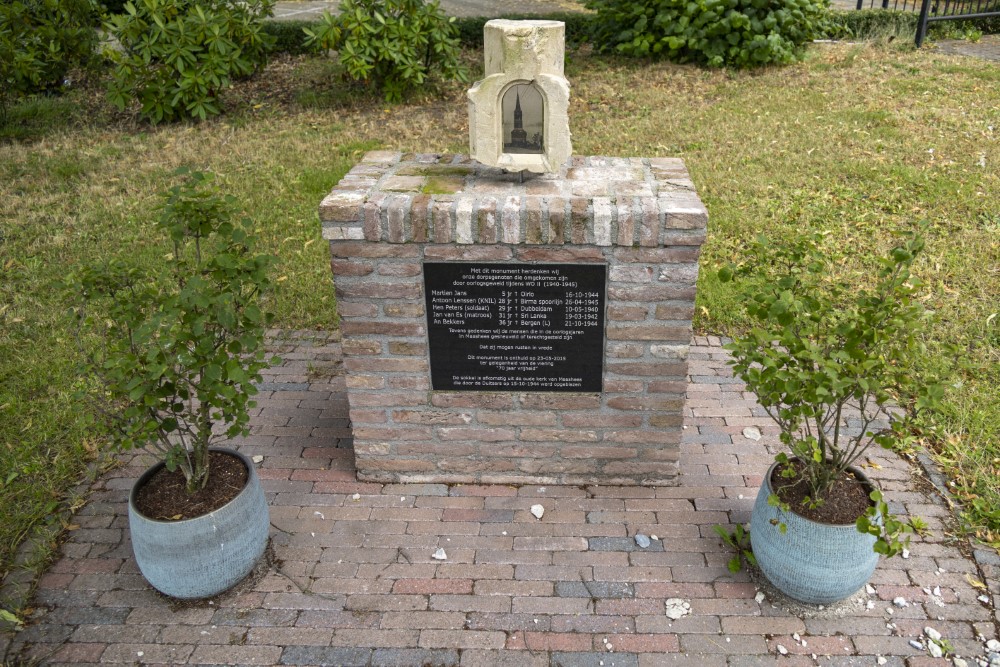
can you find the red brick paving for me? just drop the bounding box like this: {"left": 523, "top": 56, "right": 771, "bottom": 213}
{"left": 2, "top": 331, "right": 997, "bottom": 666}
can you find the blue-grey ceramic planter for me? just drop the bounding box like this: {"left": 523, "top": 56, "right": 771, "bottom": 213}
{"left": 128, "top": 448, "right": 269, "bottom": 599}
{"left": 750, "top": 460, "right": 879, "bottom": 604}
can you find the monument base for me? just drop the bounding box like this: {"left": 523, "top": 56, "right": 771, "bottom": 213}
{"left": 320, "top": 152, "right": 707, "bottom": 486}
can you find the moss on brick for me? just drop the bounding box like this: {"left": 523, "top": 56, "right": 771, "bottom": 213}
{"left": 421, "top": 176, "right": 465, "bottom": 195}
{"left": 398, "top": 165, "right": 475, "bottom": 177}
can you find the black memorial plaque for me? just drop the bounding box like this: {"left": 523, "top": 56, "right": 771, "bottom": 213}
{"left": 424, "top": 262, "right": 606, "bottom": 392}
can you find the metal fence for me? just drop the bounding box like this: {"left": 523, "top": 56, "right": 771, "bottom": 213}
{"left": 855, "top": 0, "right": 1000, "bottom": 46}
{"left": 915, "top": 0, "right": 1000, "bottom": 45}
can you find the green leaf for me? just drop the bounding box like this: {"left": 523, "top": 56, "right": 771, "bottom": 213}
{"left": 0, "top": 609, "right": 23, "bottom": 627}
{"left": 127, "top": 383, "right": 147, "bottom": 401}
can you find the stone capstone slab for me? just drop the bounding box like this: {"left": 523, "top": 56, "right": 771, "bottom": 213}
{"left": 320, "top": 153, "right": 705, "bottom": 247}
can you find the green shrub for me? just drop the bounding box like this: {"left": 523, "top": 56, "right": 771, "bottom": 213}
{"left": 100, "top": 0, "right": 129, "bottom": 16}
{"left": 0, "top": 0, "right": 99, "bottom": 120}
{"left": 452, "top": 13, "right": 593, "bottom": 48}
{"left": 262, "top": 19, "right": 317, "bottom": 56}
{"left": 270, "top": 13, "right": 591, "bottom": 57}
{"left": 71, "top": 169, "right": 278, "bottom": 493}
{"left": 585, "top": 0, "right": 831, "bottom": 67}
{"left": 304, "top": 0, "right": 467, "bottom": 103}
{"left": 105, "top": 0, "right": 275, "bottom": 124}
{"left": 720, "top": 227, "right": 940, "bottom": 556}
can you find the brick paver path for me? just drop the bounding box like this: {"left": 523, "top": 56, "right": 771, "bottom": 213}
{"left": 4, "top": 332, "right": 998, "bottom": 666}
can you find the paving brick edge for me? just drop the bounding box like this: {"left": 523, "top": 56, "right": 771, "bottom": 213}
{"left": 0, "top": 453, "right": 114, "bottom": 636}
{"left": 1, "top": 329, "right": 996, "bottom": 646}
{"left": 914, "top": 451, "right": 1000, "bottom": 619}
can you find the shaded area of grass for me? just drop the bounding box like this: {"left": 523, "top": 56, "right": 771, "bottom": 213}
{"left": 1, "top": 42, "right": 998, "bottom": 590}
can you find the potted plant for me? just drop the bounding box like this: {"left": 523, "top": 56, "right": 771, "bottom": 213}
{"left": 72, "top": 169, "right": 278, "bottom": 599}
{"left": 718, "top": 226, "right": 941, "bottom": 604}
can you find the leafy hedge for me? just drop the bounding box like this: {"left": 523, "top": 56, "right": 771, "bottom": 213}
{"left": 263, "top": 14, "right": 592, "bottom": 53}
{"left": 0, "top": 0, "right": 99, "bottom": 118}
{"left": 302, "top": 0, "right": 466, "bottom": 102}
{"left": 824, "top": 10, "right": 999, "bottom": 40}
{"left": 585, "top": 0, "right": 832, "bottom": 67}
{"left": 262, "top": 19, "right": 317, "bottom": 55}
{"left": 829, "top": 8, "right": 915, "bottom": 37}
{"left": 260, "top": 8, "right": 1000, "bottom": 60}
{"left": 99, "top": 0, "right": 129, "bottom": 15}
{"left": 105, "top": 0, "right": 275, "bottom": 123}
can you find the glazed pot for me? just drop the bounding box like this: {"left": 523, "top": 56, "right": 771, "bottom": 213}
{"left": 127, "top": 447, "right": 269, "bottom": 599}
{"left": 750, "top": 459, "right": 879, "bottom": 604}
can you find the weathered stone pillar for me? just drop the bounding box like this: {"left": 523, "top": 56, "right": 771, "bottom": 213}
{"left": 468, "top": 19, "right": 571, "bottom": 174}
{"left": 319, "top": 151, "right": 707, "bottom": 486}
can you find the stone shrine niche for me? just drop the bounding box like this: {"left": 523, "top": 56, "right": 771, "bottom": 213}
{"left": 467, "top": 20, "right": 571, "bottom": 173}
{"left": 502, "top": 82, "right": 544, "bottom": 155}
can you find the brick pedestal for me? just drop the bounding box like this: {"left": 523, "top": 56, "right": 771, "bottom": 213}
{"left": 319, "top": 151, "right": 707, "bottom": 485}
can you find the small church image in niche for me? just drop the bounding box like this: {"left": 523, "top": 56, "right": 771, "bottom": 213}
{"left": 502, "top": 83, "right": 544, "bottom": 155}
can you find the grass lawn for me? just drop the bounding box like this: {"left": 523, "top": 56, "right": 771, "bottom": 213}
{"left": 1, "top": 40, "right": 997, "bottom": 595}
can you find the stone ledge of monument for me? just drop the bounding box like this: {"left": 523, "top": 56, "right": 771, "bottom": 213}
{"left": 319, "top": 152, "right": 708, "bottom": 247}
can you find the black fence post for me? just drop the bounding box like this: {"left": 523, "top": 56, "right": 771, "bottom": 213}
{"left": 915, "top": 0, "right": 932, "bottom": 46}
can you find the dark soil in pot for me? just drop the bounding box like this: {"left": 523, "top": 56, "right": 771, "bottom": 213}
{"left": 134, "top": 451, "right": 248, "bottom": 521}
{"left": 771, "top": 459, "right": 874, "bottom": 525}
